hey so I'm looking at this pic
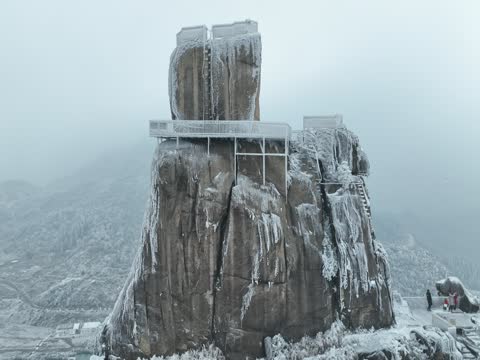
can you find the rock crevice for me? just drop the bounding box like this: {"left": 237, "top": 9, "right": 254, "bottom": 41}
{"left": 210, "top": 181, "right": 234, "bottom": 341}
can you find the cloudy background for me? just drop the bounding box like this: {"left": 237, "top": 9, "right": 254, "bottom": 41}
{"left": 0, "top": 0, "right": 479, "bottom": 258}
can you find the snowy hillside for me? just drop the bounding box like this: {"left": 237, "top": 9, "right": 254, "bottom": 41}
{"left": 0, "top": 180, "right": 39, "bottom": 206}
{"left": 374, "top": 212, "right": 480, "bottom": 296}
{"left": 0, "top": 142, "right": 153, "bottom": 330}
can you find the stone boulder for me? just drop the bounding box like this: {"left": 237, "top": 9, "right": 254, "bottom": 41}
{"left": 436, "top": 276, "right": 480, "bottom": 313}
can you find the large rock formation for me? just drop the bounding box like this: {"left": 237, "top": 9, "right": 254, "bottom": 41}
{"left": 104, "top": 129, "right": 394, "bottom": 359}
{"left": 103, "top": 21, "right": 394, "bottom": 359}
{"left": 169, "top": 21, "right": 261, "bottom": 120}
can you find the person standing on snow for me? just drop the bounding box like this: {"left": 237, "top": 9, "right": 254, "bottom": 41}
{"left": 426, "top": 289, "right": 433, "bottom": 311}
{"left": 449, "top": 292, "right": 455, "bottom": 312}
{"left": 454, "top": 292, "right": 459, "bottom": 311}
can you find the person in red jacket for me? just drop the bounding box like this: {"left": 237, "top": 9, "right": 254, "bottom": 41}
{"left": 443, "top": 298, "right": 449, "bottom": 311}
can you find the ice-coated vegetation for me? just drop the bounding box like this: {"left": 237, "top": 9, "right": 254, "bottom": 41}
{"left": 146, "top": 345, "right": 224, "bottom": 360}
{"left": 90, "top": 344, "right": 225, "bottom": 360}
{"left": 264, "top": 316, "right": 463, "bottom": 360}
{"left": 295, "top": 127, "right": 367, "bottom": 182}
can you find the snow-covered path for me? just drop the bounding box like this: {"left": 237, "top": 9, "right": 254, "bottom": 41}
{"left": 403, "top": 296, "right": 437, "bottom": 326}
{"left": 404, "top": 296, "right": 477, "bottom": 328}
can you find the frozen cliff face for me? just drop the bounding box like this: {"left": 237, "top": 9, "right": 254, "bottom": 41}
{"left": 210, "top": 33, "right": 261, "bottom": 121}
{"left": 104, "top": 126, "right": 394, "bottom": 359}
{"left": 169, "top": 30, "right": 261, "bottom": 120}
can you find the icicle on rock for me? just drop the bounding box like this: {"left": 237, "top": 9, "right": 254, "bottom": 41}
{"left": 169, "top": 21, "right": 261, "bottom": 121}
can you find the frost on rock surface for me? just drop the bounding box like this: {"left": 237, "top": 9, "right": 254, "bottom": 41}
{"left": 90, "top": 344, "right": 224, "bottom": 360}
{"left": 105, "top": 141, "right": 235, "bottom": 359}
{"left": 210, "top": 33, "right": 261, "bottom": 121}
{"left": 104, "top": 124, "right": 394, "bottom": 359}
{"left": 105, "top": 21, "right": 392, "bottom": 360}
{"left": 169, "top": 30, "right": 261, "bottom": 121}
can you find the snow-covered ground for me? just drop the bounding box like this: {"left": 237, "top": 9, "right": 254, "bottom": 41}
{"left": 260, "top": 296, "right": 462, "bottom": 360}
{"left": 400, "top": 296, "right": 442, "bottom": 326}
{"left": 403, "top": 295, "right": 477, "bottom": 329}
{"left": 0, "top": 320, "right": 100, "bottom": 360}
{"left": 0, "top": 323, "right": 52, "bottom": 360}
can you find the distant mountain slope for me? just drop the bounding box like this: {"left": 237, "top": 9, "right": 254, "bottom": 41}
{"left": 373, "top": 212, "right": 480, "bottom": 296}
{"left": 0, "top": 141, "right": 153, "bottom": 326}
{"left": 0, "top": 180, "right": 39, "bottom": 205}
{"left": 383, "top": 233, "right": 449, "bottom": 296}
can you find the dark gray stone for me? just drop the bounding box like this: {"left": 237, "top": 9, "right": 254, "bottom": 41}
{"left": 169, "top": 33, "right": 261, "bottom": 121}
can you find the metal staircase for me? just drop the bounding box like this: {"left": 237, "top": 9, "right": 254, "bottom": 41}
{"left": 355, "top": 182, "right": 371, "bottom": 218}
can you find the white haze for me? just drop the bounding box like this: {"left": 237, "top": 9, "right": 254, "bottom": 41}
{"left": 0, "top": 0, "right": 479, "bottom": 257}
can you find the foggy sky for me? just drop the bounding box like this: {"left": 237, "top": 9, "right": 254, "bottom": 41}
{"left": 1, "top": 1, "right": 479, "bottom": 255}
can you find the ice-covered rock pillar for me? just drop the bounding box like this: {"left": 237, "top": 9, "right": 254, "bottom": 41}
{"left": 169, "top": 20, "right": 261, "bottom": 121}
{"left": 105, "top": 20, "right": 394, "bottom": 360}
{"left": 103, "top": 126, "right": 395, "bottom": 360}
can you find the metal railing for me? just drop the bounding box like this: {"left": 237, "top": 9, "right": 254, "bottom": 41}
{"left": 149, "top": 120, "right": 291, "bottom": 140}
{"left": 149, "top": 119, "right": 290, "bottom": 196}
{"left": 303, "top": 115, "right": 343, "bottom": 129}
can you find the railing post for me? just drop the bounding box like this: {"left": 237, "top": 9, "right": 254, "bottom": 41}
{"left": 285, "top": 127, "right": 288, "bottom": 197}
{"left": 234, "top": 137, "right": 237, "bottom": 185}
{"left": 207, "top": 136, "right": 210, "bottom": 156}
{"left": 262, "top": 137, "right": 266, "bottom": 186}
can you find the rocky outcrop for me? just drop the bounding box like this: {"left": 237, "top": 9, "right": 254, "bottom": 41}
{"left": 104, "top": 127, "right": 394, "bottom": 359}
{"left": 103, "top": 20, "right": 393, "bottom": 360}
{"left": 436, "top": 276, "right": 480, "bottom": 313}
{"left": 169, "top": 23, "right": 261, "bottom": 121}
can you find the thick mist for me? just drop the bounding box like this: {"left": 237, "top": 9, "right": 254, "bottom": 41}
{"left": 0, "top": 0, "right": 479, "bottom": 258}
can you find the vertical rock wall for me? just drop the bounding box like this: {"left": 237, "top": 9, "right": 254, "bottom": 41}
{"left": 105, "top": 129, "right": 394, "bottom": 360}
{"left": 169, "top": 32, "right": 261, "bottom": 120}
{"left": 169, "top": 44, "right": 209, "bottom": 121}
